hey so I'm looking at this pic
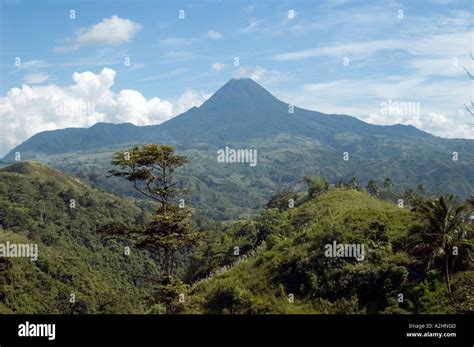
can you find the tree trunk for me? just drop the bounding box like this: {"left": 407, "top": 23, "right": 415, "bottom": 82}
{"left": 164, "top": 249, "right": 172, "bottom": 314}
{"left": 445, "top": 253, "right": 452, "bottom": 298}
{"left": 164, "top": 249, "right": 172, "bottom": 277}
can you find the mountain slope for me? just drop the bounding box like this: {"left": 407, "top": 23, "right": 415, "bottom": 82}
{"left": 159, "top": 78, "right": 432, "bottom": 145}
{"left": 0, "top": 161, "right": 160, "bottom": 313}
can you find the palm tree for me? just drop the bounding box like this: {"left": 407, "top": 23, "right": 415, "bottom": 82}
{"left": 404, "top": 187, "right": 414, "bottom": 201}
{"left": 411, "top": 195, "right": 471, "bottom": 297}
{"left": 403, "top": 187, "right": 422, "bottom": 209}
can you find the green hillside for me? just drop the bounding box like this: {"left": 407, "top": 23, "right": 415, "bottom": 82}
{"left": 0, "top": 161, "right": 472, "bottom": 314}
{"left": 189, "top": 189, "right": 474, "bottom": 314}
{"left": 0, "top": 162, "right": 160, "bottom": 313}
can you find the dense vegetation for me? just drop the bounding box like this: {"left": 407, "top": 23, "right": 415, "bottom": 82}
{"left": 0, "top": 162, "right": 160, "bottom": 313}
{"left": 0, "top": 160, "right": 472, "bottom": 314}
{"left": 188, "top": 188, "right": 473, "bottom": 314}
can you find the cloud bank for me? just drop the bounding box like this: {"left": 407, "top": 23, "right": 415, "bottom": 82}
{"left": 0, "top": 68, "right": 208, "bottom": 157}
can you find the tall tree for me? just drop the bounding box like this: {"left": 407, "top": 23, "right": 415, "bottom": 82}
{"left": 109, "top": 144, "right": 199, "bottom": 313}
{"left": 410, "top": 195, "right": 472, "bottom": 297}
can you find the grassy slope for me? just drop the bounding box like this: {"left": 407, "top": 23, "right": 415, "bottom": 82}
{"left": 190, "top": 189, "right": 473, "bottom": 314}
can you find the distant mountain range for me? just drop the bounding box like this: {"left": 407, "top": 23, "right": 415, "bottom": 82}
{"left": 3, "top": 78, "right": 474, "bottom": 211}
{"left": 3, "top": 78, "right": 435, "bottom": 158}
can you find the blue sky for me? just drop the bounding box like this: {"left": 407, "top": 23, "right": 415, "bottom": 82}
{"left": 0, "top": 0, "right": 473, "bottom": 156}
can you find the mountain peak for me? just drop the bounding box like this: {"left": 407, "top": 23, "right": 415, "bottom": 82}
{"left": 225, "top": 77, "right": 262, "bottom": 87}
{"left": 199, "top": 78, "right": 282, "bottom": 110}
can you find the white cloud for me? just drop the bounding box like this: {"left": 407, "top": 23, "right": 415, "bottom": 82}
{"left": 234, "top": 66, "right": 291, "bottom": 85}
{"left": 207, "top": 30, "right": 222, "bottom": 39}
{"left": 273, "top": 39, "right": 406, "bottom": 61}
{"left": 211, "top": 62, "right": 226, "bottom": 71}
{"left": 17, "top": 60, "right": 48, "bottom": 70}
{"left": 0, "top": 68, "right": 206, "bottom": 157}
{"left": 70, "top": 68, "right": 116, "bottom": 104}
{"left": 407, "top": 57, "right": 468, "bottom": 77}
{"left": 137, "top": 68, "right": 188, "bottom": 82}
{"left": 360, "top": 111, "right": 473, "bottom": 139}
{"left": 174, "top": 89, "right": 211, "bottom": 114}
{"left": 234, "top": 66, "right": 266, "bottom": 80}
{"left": 57, "top": 15, "right": 142, "bottom": 50}
{"left": 159, "top": 30, "right": 222, "bottom": 47}
{"left": 0, "top": 83, "right": 105, "bottom": 157}
{"left": 271, "top": 30, "right": 471, "bottom": 78}
{"left": 240, "top": 19, "right": 265, "bottom": 33}
{"left": 17, "top": 57, "right": 120, "bottom": 70}
{"left": 78, "top": 15, "right": 141, "bottom": 46}
{"left": 275, "top": 76, "right": 474, "bottom": 139}
{"left": 23, "top": 73, "right": 51, "bottom": 84}
{"left": 115, "top": 89, "right": 173, "bottom": 124}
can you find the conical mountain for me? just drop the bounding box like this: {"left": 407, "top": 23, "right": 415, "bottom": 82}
{"left": 158, "top": 78, "right": 430, "bottom": 145}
